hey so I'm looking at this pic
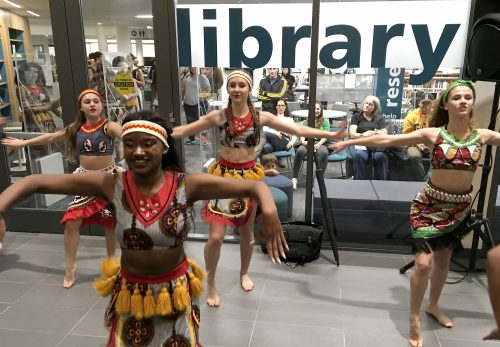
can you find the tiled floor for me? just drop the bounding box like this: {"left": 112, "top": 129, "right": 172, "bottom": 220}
{"left": 0, "top": 232, "right": 498, "bottom": 347}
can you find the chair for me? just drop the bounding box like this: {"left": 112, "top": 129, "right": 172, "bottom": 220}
{"left": 326, "top": 149, "right": 348, "bottom": 178}
{"left": 271, "top": 146, "right": 295, "bottom": 177}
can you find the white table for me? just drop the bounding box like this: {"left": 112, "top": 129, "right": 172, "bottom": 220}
{"left": 291, "top": 109, "right": 347, "bottom": 119}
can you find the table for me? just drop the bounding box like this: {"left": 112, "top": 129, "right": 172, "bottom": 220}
{"left": 291, "top": 109, "right": 347, "bottom": 119}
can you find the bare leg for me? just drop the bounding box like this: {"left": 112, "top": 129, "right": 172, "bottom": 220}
{"left": 0, "top": 222, "right": 5, "bottom": 252}
{"left": 239, "top": 207, "right": 257, "bottom": 292}
{"left": 63, "top": 218, "right": 83, "bottom": 288}
{"left": 204, "top": 223, "right": 226, "bottom": 307}
{"left": 425, "top": 247, "right": 453, "bottom": 328}
{"left": 409, "top": 251, "right": 432, "bottom": 347}
{"left": 484, "top": 246, "right": 500, "bottom": 340}
{"left": 104, "top": 227, "right": 116, "bottom": 258}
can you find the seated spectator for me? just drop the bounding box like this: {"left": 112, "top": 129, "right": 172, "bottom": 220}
{"left": 403, "top": 92, "right": 434, "bottom": 181}
{"left": 262, "top": 153, "right": 280, "bottom": 176}
{"left": 349, "top": 95, "right": 388, "bottom": 180}
{"left": 291, "top": 102, "right": 329, "bottom": 190}
{"left": 261, "top": 99, "right": 298, "bottom": 166}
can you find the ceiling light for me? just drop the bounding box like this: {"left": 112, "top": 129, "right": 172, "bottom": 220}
{"left": 146, "top": 26, "right": 152, "bottom": 29}
{"left": 134, "top": 15, "right": 153, "bottom": 19}
{"left": 3, "top": 0, "right": 22, "bottom": 8}
{"left": 97, "top": 22, "right": 102, "bottom": 25}
{"left": 26, "top": 10, "right": 40, "bottom": 17}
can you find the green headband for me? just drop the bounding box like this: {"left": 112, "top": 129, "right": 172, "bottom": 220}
{"left": 440, "top": 80, "right": 476, "bottom": 107}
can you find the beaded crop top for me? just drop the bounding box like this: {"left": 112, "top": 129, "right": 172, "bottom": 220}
{"left": 431, "top": 127, "right": 482, "bottom": 171}
{"left": 113, "top": 171, "right": 193, "bottom": 250}
{"left": 219, "top": 108, "right": 258, "bottom": 148}
{"left": 75, "top": 119, "right": 114, "bottom": 156}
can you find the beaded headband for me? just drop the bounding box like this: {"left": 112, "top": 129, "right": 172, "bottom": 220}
{"left": 121, "top": 120, "right": 169, "bottom": 149}
{"left": 440, "top": 80, "right": 476, "bottom": 107}
{"left": 77, "top": 89, "right": 102, "bottom": 104}
{"left": 226, "top": 70, "right": 253, "bottom": 88}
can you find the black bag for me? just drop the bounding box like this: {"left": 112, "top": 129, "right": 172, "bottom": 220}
{"left": 261, "top": 221, "right": 323, "bottom": 266}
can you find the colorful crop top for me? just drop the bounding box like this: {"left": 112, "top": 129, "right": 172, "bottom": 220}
{"left": 219, "top": 108, "right": 259, "bottom": 148}
{"left": 75, "top": 119, "right": 114, "bottom": 156}
{"left": 113, "top": 171, "right": 193, "bottom": 250}
{"left": 431, "top": 127, "right": 482, "bottom": 171}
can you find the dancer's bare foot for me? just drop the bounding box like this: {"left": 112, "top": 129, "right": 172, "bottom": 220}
{"left": 240, "top": 274, "right": 254, "bottom": 292}
{"left": 409, "top": 319, "right": 423, "bottom": 347}
{"left": 425, "top": 305, "right": 453, "bottom": 328}
{"left": 63, "top": 264, "right": 77, "bottom": 289}
{"left": 206, "top": 282, "right": 220, "bottom": 307}
{"left": 484, "top": 328, "right": 500, "bottom": 340}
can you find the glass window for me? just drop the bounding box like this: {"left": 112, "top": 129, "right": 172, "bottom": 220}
{"left": 1, "top": 4, "right": 67, "bottom": 210}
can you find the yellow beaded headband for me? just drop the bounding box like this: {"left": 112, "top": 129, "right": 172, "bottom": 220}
{"left": 226, "top": 70, "right": 253, "bottom": 88}
{"left": 122, "top": 120, "right": 169, "bottom": 148}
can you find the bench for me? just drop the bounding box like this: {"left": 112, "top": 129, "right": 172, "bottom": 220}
{"left": 313, "top": 179, "right": 423, "bottom": 246}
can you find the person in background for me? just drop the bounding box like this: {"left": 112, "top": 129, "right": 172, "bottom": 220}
{"left": 1, "top": 89, "right": 121, "bottom": 288}
{"left": 148, "top": 58, "right": 157, "bottom": 111}
{"left": 261, "top": 153, "right": 280, "bottom": 176}
{"left": 0, "top": 110, "right": 286, "bottom": 346}
{"left": 485, "top": 246, "right": 500, "bottom": 341}
{"left": 404, "top": 92, "right": 435, "bottom": 181}
{"left": 290, "top": 102, "right": 330, "bottom": 190}
{"left": 202, "top": 67, "right": 224, "bottom": 100}
{"left": 348, "top": 95, "right": 388, "bottom": 180}
{"left": 257, "top": 68, "right": 287, "bottom": 114}
{"left": 281, "top": 68, "right": 296, "bottom": 102}
{"left": 172, "top": 70, "right": 345, "bottom": 307}
{"left": 181, "top": 67, "right": 211, "bottom": 145}
{"left": 261, "top": 98, "right": 298, "bottom": 167}
{"left": 330, "top": 80, "right": 498, "bottom": 347}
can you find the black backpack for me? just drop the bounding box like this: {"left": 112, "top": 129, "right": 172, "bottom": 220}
{"left": 261, "top": 221, "right": 323, "bottom": 267}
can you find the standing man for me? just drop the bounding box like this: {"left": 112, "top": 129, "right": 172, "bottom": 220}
{"left": 403, "top": 92, "right": 434, "bottom": 181}
{"left": 257, "top": 68, "right": 287, "bottom": 114}
{"left": 181, "top": 67, "right": 210, "bottom": 145}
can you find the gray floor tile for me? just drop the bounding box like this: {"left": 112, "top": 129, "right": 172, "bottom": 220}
{"left": 345, "top": 329, "right": 441, "bottom": 347}
{"left": 0, "top": 328, "right": 64, "bottom": 347}
{"left": 57, "top": 334, "right": 109, "bottom": 347}
{"left": 0, "top": 303, "right": 87, "bottom": 334}
{"left": 18, "top": 283, "right": 100, "bottom": 308}
{"left": 258, "top": 298, "right": 343, "bottom": 329}
{"left": 201, "top": 295, "right": 260, "bottom": 321}
{"left": 251, "top": 322, "right": 344, "bottom": 347}
{"left": 439, "top": 337, "right": 500, "bottom": 346}
{"left": 0, "top": 281, "right": 35, "bottom": 303}
{"left": 70, "top": 307, "right": 109, "bottom": 337}
{"left": 200, "top": 318, "right": 253, "bottom": 347}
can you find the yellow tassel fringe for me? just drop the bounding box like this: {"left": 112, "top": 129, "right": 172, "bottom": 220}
{"left": 115, "top": 278, "right": 131, "bottom": 314}
{"left": 173, "top": 277, "right": 190, "bottom": 311}
{"left": 189, "top": 272, "right": 203, "bottom": 298}
{"left": 143, "top": 285, "right": 156, "bottom": 319}
{"left": 130, "top": 284, "right": 144, "bottom": 320}
{"left": 156, "top": 285, "right": 173, "bottom": 316}
{"left": 101, "top": 256, "right": 120, "bottom": 278}
{"left": 188, "top": 259, "right": 206, "bottom": 281}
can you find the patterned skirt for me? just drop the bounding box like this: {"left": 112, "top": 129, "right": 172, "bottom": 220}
{"left": 94, "top": 257, "right": 205, "bottom": 347}
{"left": 410, "top": 181, "right": 473, "bottom": 253}
{"left": 202, "top": 157, "right": 265, "bottom": 228}
{"left": 60, "top": 164, "right": 122, "bottom": 229}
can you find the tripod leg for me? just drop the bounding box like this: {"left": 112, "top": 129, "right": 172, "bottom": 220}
{"left": 400, "top": 260, "right": 415, "bottom": 274}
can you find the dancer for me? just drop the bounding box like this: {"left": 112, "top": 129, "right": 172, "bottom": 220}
{"left": 484, "top": 245, "right": 500, "bottom": 341}
{"left": 330, "top": 80, "right": 500, "bottom": 347}
{"left": 172, "top": 69, "right": 345, "bottom": 307}
{"left": 1, "top": 89, "right": 121, "bottom": 288}
{"left": 0, "top": 110, "right": 285, "bottom": 346}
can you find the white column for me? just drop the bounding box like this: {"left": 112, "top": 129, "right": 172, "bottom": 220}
{"left": 135, "top": 39, "right": 144, "bottom": 66}
{"left": 117, "top": 26, "right": 132, "bottom": 54}
{"left": 97, "top": 25, "right": 107, "bottom": 52}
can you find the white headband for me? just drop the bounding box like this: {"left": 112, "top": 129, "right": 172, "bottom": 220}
{"left": 121, "top": 120, "right": 169, "bottom": 148}
{"left": 226, "top": 70, "right": 253, "bottom": 88}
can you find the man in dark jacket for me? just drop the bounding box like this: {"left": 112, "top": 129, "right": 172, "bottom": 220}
{"left": 257, "top": 68, "right": 287, "bottom": 114}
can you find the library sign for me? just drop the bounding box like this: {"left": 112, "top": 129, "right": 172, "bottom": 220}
{"left": 177, "top": 0, "right": 470, "bottom": 85}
